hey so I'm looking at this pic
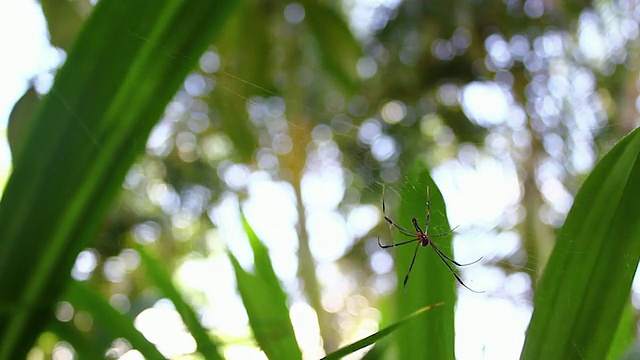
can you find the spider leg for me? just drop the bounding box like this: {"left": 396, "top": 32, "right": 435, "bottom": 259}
{"left": 452, "top": 256, "right": 483, "bottom": 267}
{"left": 384, "top": 216, "right": 417, "bottom": 237}
{"left": 380, "top": 185, "right": 484, "bottom": 293}
{"left": 429, "top": 243, "right": 484, "bottom": 293}
{"left": 403, "top": 241, "right": 422, "bottom": 293}
{"left": 382, "top": 195, "right": 416, "bottom": 237}
{"left": 377, "top": 237, "right": 420, "bottom": 249}
{"left": 430, "top": 243, "right": 483, "bottom": 267}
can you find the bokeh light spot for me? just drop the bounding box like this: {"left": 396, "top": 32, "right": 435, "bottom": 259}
{"left": 284, "top": 2, "right": 305, "bottom": 24}
{"left": 381, "top": 100, "right": 406, "bottom": 124}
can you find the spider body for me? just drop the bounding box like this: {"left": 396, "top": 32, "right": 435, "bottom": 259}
{"left": 411, "top": 218, "right": 431, "bottom": 247}
{"left": 378, "top": 186, "right": 482, "bottom": 293}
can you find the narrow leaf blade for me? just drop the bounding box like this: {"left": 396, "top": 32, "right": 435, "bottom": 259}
{"left": 229, "top": 216, "right": 302, "bottom": 360}
{"left": 391, "top": 162, "right": 457, "bottom": 360}
{"left": 322, "top": 302, "right": 444, "bottom": 360}
{"left": 137, "top": 245, "right": 223, "bottom": 360}
{"left": 522, "top": 127, "right": 640, "bottom": 359}
{"left": 0, "top": 0, "right": 239, "bottom": 357}
{"left": 65, "top": 281, "right": 165, "bottom": 359}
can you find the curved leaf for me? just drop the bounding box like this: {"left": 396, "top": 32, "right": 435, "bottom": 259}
{"left": 384, "top": 161, "right": 460, "bottom": 360}
{"left": 229, "top": 215, "right": 302, "bottom": 360}
{"left": 7, "top": 85, "right": 39, "bottom": 157}
{"left": 0, "top": 0, "right": 239, "bottom": 357}
{"left": 47, "top": 320, "right": 107, "bottom": 359}
{"left": 64, "top": 281, "right": 165, "bottom": 359}
{"left": 302, "top": 0, "right": 362, "bottom": 92}
{"left": 137, "top": 246, "right": 222, "bottom": 360}
{"left": 322, "top": 302, "right": 444, "bottom": 360}
{"left": 522, "top": 126, "right": 640, "bottom": 359}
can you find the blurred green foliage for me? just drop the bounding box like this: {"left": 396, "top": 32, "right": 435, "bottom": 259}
{"left": 3, "top": 0, "right": 640, "bottom": 358}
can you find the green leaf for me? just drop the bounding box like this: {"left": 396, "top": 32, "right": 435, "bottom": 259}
{"left": 522, "top": 127, "right": 640, "bottom": 359}
{"left": 322, "top": 302, "right": 444, "bottom": 360}
{"left": 607, "top": 301, "right": 636, "bottom": 360}
{"left": 383, "top": 161, "right": 459, "bottom": 360}
{"left": 229, "top": 215, "right": 302, "bottom": 360}
{"left": 137, "top": 245, "right": 223, "bottom": 360}
{"left": 47, "top": 320, "right": 107, "bottom": 359}
{"left": 302, "top": 0, "right": 363, "bottom": 92}
{"left": 40, "top": 0, "right": 85, "bottom": 50}
{"left": 7, "top": 85, "right": 40, "bottom": 157}
{"left": 64, "top": 281, "right": 165, "bottom": 359}
{"left": 0, "top": 0, "right": 239, "bottom": 358}
{"left": 207, "top": 1, "right": 267, "bottom": 162}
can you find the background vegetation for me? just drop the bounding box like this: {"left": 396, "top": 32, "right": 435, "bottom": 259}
{"left": 2, "top": 0, "right": 640, "bottom": 359}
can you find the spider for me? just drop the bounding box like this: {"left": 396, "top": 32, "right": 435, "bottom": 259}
{"left": 377, "top": 186, "right": 483, "bottom": 293}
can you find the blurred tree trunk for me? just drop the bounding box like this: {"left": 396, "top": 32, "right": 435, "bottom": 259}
{"left": 285, "top": 115, "right": 340, "bottom": 353}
